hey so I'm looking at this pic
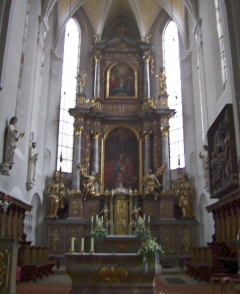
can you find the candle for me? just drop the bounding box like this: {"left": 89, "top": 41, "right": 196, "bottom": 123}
{"left": 143, "top": 215, "right": 146, "bottom": 221}
{"left": 96, "top": 215, "right": 98, "bottom": 222}
{"left": 148, "top": 216, "right": 150, "bottom": 223}
{"left": 91, "top": 216, "right": 93, "bottom": 222}
{"left": 71, "top": 237, "right": 75, "bottom": 252}
{"left": 81, "top": 238, "right": 84, "bottom": 251}
{"left": 90, "top": 237, "right": 94, "bottom": 251}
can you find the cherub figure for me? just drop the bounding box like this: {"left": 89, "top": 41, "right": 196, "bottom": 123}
{"left": 143, "top": 165, "right": 166, "bottom": 200}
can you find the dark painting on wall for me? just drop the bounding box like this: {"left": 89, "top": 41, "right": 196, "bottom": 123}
{"left": 208, "top": 104, "right": 239, "bottom": 198}
{"left": 104, "top": 127, "right": 138, "bottom": 191}
{"left": 106, "top": 63, "right": 137, "bottom": 99}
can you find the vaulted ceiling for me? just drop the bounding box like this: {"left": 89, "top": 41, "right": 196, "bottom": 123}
{"left": 43, "top": 0, "right": 198, "bottom": 50}
{"left": 58, "top": 0, "right": 184, "bottom": 37}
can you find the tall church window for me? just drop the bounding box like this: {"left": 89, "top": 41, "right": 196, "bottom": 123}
{"left": 214, "top": 0, "right": 227, "bottom": 87}
{"left": 57, "top": 19, "right": 80, "bottom": 172}
{"left": 163, "top": 21, "right": 185, "bottom": 170}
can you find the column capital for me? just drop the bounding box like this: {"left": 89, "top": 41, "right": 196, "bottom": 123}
{"left": 160, "top": 126, "right": 170, "bottom": 137}
{"left": 91, "top": 130, "right": 101, "bottom": 139}
{"left": 143, "top": 130, "right": 152, "bottom": 140}
{"left": 94, "top": 55, "right": 102, "bottom": 62}
{"left": 74, "top": 126, "right": 84, "bottom": 136}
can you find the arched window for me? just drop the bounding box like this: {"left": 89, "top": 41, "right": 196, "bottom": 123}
{"left": 163, "top": 21, "right": 185, "bottom": 170}
{"left": 214, "top": 0, "right": 227, "bottom": 87}
{"left": 57, "top": 19, "right": 80, "bottom": 173}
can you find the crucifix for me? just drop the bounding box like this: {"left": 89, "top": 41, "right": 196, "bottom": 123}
{"left": 117, "top": 24, "right": 128, "bottom": 36}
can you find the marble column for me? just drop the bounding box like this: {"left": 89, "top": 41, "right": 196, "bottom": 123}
{"left": 143, "top": 54, "right": 151, "bottom": 99}
{"left": 143, "top": 131, "right": 152, "bottom": 173}
{"left": 93, "top": 55, "right": 102, "bottom": 98}
{"left": 72, "top": 126, "right": 84, "bottom": 190}
{"left": 91, "top": 131, "right": 101, "bottom": 174}
{"left": 160, "top": 126, "right": 171, "bottom": 190}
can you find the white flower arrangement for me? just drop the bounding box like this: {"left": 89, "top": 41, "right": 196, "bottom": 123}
{"left": 138, "top": 237, "right": 165, "bottom": 257}
{"left": 91, "top": 219, "right": 107, "bottom": 239}
{"left": 134, "top": 216, "right": 151, "bottom": 240}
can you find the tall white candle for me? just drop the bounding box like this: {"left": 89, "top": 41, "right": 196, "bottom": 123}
{"left": 90, "top": 237, "right": 94, "bottom": 251}
{"left": 71, "top": 237, "right": 75, "bottom": 251}
{"left": 81, "top": 238, "right": 84, "bottom": 251}
{"left": 148, "top": 216, "right": 150, "bottom": 223}
{"left": 96, "top": 214, "right": 98, "bottom": 222}
{"left": 91, "top": 216, "right": 93, "bottom": 222}
{"left": 143, "top": 215, "right": 146, "bottom": 221}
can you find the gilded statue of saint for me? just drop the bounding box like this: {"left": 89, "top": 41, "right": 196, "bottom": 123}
{"left": 155, "top": 67, "right": 167, "bottom": 94}
{"left": 47, "top": 171, "right": 65, "bottom": 218}
{"left": 142, "top": 165, "right": 166, "bottom": 200}
{"left": 79, "top": 165, "right": 100, "bottom": 200}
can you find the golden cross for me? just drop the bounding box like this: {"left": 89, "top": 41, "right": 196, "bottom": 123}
{"left": 117, "top": 24, "right": 128, "bottom": 36}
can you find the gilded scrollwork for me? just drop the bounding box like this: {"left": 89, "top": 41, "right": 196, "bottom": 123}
{"left": 99, "top": 267, "right": 128, "bottom": 283}
{"left": 75, "top": 117, "right": 84, "bottom": 123}
{"left": 104, "top": 53, "right": 140, "bottom": 58}
{"left": 50, "top": 229, "right": 60, "bottom": 251}
{"left": 161, "top": 117, "right": 169, "bottom": 124}
{"left": 182, "top": 229, "right": 191, "bottom": 252}
{"left": 102, "top": 106, "right": 120, "bottom": 112}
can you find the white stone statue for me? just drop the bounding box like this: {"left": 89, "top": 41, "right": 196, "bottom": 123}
{"left": 4, "top": 117, "right": 24, "bottom": 168}
{"left": 199, "top": 145, "right": 210, "bottom": 192}
{"left": 28, "top": 142, "right": 38, "bottom": 182}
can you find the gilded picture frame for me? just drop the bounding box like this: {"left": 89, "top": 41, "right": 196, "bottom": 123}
{"left": 106, "top": 62, "right": 138, "bottom": 99}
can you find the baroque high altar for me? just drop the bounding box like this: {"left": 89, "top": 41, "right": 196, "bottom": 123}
{"left": 45, "top": 25, "right": 198, "bottom": 265}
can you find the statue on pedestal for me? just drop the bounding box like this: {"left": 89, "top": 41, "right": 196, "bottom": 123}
{"left": 47, "top": 171, "right": 66, "bottom": 218}
{"left": 27, "top": 142, "right": 38, "bottom": 182}
{"left": 1, "top": 117, "right": 24, "bottom": 175}
{"left": 173, "top": 169, "right": 194, "bottom": 219}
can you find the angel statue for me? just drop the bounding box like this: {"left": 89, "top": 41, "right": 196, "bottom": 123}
{"left": 142, "top": 165, "right": 166, "bottom": 200}
{"left": 79, "top": 165, "right": 101, "bottom": 201}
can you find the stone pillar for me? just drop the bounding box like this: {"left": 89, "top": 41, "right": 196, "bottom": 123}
{"left": 93, "top": 55, "right": 102, "bottom": 98}
{"left": 72, "top": 126, "right": 84, "bottom": 190}
{"left": 143, "top": 131, "right": 152, "bottom": 173}
{"left": 160, "top": 125, "right": 170, "bottom": 190}
{"left": 91, "top": 131, "right": 101, "bottom": 174}
{"left": 143, "top": 53, "right": 151, "bottom": 99}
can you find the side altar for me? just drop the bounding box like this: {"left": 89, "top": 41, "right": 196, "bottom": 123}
{"left": 44, "top": 22, "right": 199, "bottom": 266}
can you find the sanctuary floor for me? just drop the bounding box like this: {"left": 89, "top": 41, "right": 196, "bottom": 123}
{"left": 16, "top": 266, "right": 236, "bottom": 294}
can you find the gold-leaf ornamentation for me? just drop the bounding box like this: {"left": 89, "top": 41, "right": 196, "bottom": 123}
{"left": 99, "top": 267, "right": 128, "bottom": 283}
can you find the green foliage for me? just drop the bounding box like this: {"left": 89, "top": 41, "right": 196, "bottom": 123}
{"left": 134, "top": 216, "right": 165, "bottom": 257}
{"left": 134, "top": 217, "right": 151, "bottom": 240}
{"left": 91, "top": 219, "right": 107, "bottom": 239}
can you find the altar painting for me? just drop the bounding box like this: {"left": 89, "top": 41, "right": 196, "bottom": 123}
{"left": 104, "top": 127, "right": 138, "bottom": 191}
{"left": 107, "top": 63, "right": 137, "bottom": 98}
